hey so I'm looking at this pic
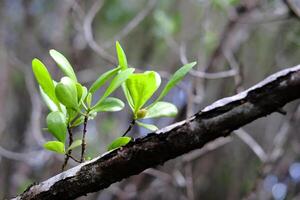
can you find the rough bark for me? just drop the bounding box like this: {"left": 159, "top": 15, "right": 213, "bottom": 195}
{"left": 13, "top": 65, "right": 300, "bottom": 200}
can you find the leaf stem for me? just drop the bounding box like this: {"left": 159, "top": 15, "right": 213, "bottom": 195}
{"left": 69, "top": 154, "right": 81, "bottom": 163}
{"left": 80, "top": 115, "right": 88, "bottom": 162}
{"left": 62, "top": 125, "right": 73, "bottom": 171}
{"left": 122, "top": 119, "right": 135, "bottom": 136}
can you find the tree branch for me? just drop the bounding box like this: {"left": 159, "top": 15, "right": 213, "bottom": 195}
{"left": 13, "top": 65, "right": 300, "bottom": 200}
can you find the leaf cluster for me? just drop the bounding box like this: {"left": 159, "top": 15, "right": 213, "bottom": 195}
{"left": 32, "top": 41, "right": 196, "bottom": 159}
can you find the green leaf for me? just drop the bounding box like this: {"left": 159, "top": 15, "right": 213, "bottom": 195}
{"left": 49, "top": 49, "right": 77, "bottom": 82}
{"left": 107, "top": 136, "right": 131, "bottom": 151}
{"left": 46, "top": 111, "right": 67, "bottom": 142}
{"left": 43, "top": 141, "right": 65, "bottom": 154}
{"left": 93, "top": 68, "right": 134, "bottom": 109}
{"left": 122, "top": 83, "right": 134, "bottom": 111}
{"left": 55, "top": 77, "right": 78, "bottom": 110}
{"left": 116, "top": 41, "right": 128, "bottom": 69}
{"left": 76, "top": 83, "right": 83, "bottom": 102}
{"left": 86, "top": 93, "right": 92, "bottom": 108}
{"left": 136, "top": 121, "right": 158, "bottom": 131}
{"left": 39, "top": 86, "right": 59, "bottom": 112}
{"left": 91, "top": 97, "right": 124, "bottom": 113}
{"left": 67, "top": 139, "right": 82, "bottom": 151}
{"left": 144, "top": 102, "right": 178, "bottom": 119}
{"left": 154, "top": 62, "right": 196, "bottom": 104}
{"left": 125, "top": 71, "right": 161, "bottom": 114}
{"left": 32, "top": 59, "right": 58, "bottom": 105}
{"left": 89, "top": 66, "right": 121, "bottom": 94}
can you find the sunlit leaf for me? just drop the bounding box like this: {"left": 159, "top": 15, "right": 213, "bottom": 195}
{"left": 107, "top": 136, "right": 131, "bottom": 151}
{"left": 91, "top": 97, "right": 124, "bottom": 113}
{"left": 49, "top": 49, "right": 77, "bottom": 82}
{"left": 67, "top": 139, "right": 82, "bottom": 151}
{"left": 122, "top": 83, "right": 134, "bottom": 111}
{"left": 144, "top": 101, "right": 177, "bottom": 119}
{"left": 89, "top": 66, "right": 121, "bottom": 94}
{"left": 86, "top": 93, "right": 92, "bottom": 108}
{"left": 55, "top": 77, "right": 78, "bottom": 110}
{"left": 136, "top": 121, "right": 158, "bottom": 131}
{"left": 153, "top": 62, "right": 196, "bottom": 105}
{"left": 43, "top": 141, "right": 65, "bottom": 154}
{"left": 125, "top": 71, "right": 161, "bottom": 114}
{"left": 39, "top": 86, "right": 59, "bottom": 112}
{"left": 93, "top": 68, "right": 134, "bottom": 109}
{"left": 116, "top": 41, "right": 128, "bottom": 69}
{"left": 76, "top": 83, "right": 83, "bottom": 102}
{"left": 32, "top": 59, "right": 58, "bottom": 105}
{"left": 46, "top": 111, "right": 67, "bottom": 142}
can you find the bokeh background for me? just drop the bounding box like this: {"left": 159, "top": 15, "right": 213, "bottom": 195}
{"left": 1, "top": 0, "right": 300, "bottom": 199}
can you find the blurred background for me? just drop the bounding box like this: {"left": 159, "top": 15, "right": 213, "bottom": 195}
{"left": 1, "top": 0, "right": 300, "bottom": 199}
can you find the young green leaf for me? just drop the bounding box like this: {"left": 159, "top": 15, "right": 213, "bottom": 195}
{"left": 49, "top": 49, "right": 77, "bottom": 82}
{"left": 116, "top": 41, "right": 128, "bottom": 69}
{"left": 107, "top": 136, "right": 131, "bottom": 151}
{"left": 86, "top": 93, "right": 92, "bottom": 108}
{"left": 93, "top": 68, "right": 134, "bottom": 109}
{"left": 144, "top": 101, "right": 177, "bottom": 119}
{"left": 39, "top": 86, "right": 59, "bottom": 112}
{"left": 43, "top": 141, "right": 65, "bottom": 154}
{"left": 136, "top": 121, "right": 158, "bottom": 131}
{"left": 125, "top": 71, "right": 161, "bottom": 114}
{"left": 153, "top": 62, "right": 196, "bottom": 105}
{"left": 55, "top": 77, "right": 78, "bottom": 110}
{"left": 46, "top": 111, "right": 67, "bottom": 142}
{"left": 91, "top": 97, "right": 124, "bottom": 113}
{"left": 76, "top": 83, "right": 83, "bottom": 102}
{"left": 80, "top": 86, "right": 88, "bottom": 104}
{"left": 32, "top": 59, "right": 58, "bottom": 104}
{"left": 89, "top": 66, "right": 121, "bottom": 94}
{"left": 66, "top": 139, "right": 82, "bottom": 151}
{"left": 122, "top": 83, "right": 134, "bottom": 111}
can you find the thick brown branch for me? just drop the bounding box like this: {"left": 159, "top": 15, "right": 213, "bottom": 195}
{"left": 13, "top": 65, "right": 300, "bottom": 200}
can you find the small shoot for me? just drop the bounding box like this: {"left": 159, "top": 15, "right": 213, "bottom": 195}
{"left": 116, "top": 42, "right": 196, "bottom": 135}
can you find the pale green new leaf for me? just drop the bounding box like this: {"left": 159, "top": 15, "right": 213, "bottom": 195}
{"left": 125, "top": 71, "right": 161, "bottom": 113}
{"left": 154, "top": 62, "right": 196, "bottom": 105}
{"left": 32, "top": 59, "right": 58, "bottom": 104}
{"left": 67, "top": 139, "right": 82, "bottom": 151}
{"left": 136, "top": 121, "right": 158, "bottom": 131}
{"left": 116, "top": 41, "right": 128, "bottom": 69}
{"left": 93, "top": 68, "right": 134, "bottom": 108}
{"left": 55, "top": 77, "right": 78, "bottom": 110}
{"left": 86, "top": 93, "right": 92, "bottom": 108}
{"left": 144, "top": 101, "right": 177, "bottom": 119}
{"left": 122, "top": 83, "right": 134, "bottom": 111}
{"left": 107, "top": 136, "right": 131, "bottom": 151}
{"left": 43, "top": 141, "right": 65, "bottom": 154}
{"left": 76, "top": 83, "right": 83, "bottom": 102}
{"left": 49, "top": 49, "right": 77, "bottom": 82}
{"left": 89, "top": 66, "right": 121, "bottom": 94}
{"left": 91, "top": 97, "right": 124, "bottom": 113}
{"left": 46, "top": 111, "right": 67, "bottom": 142}
{"left": 39, "top": 86, "right": 59, "bottom": 112}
